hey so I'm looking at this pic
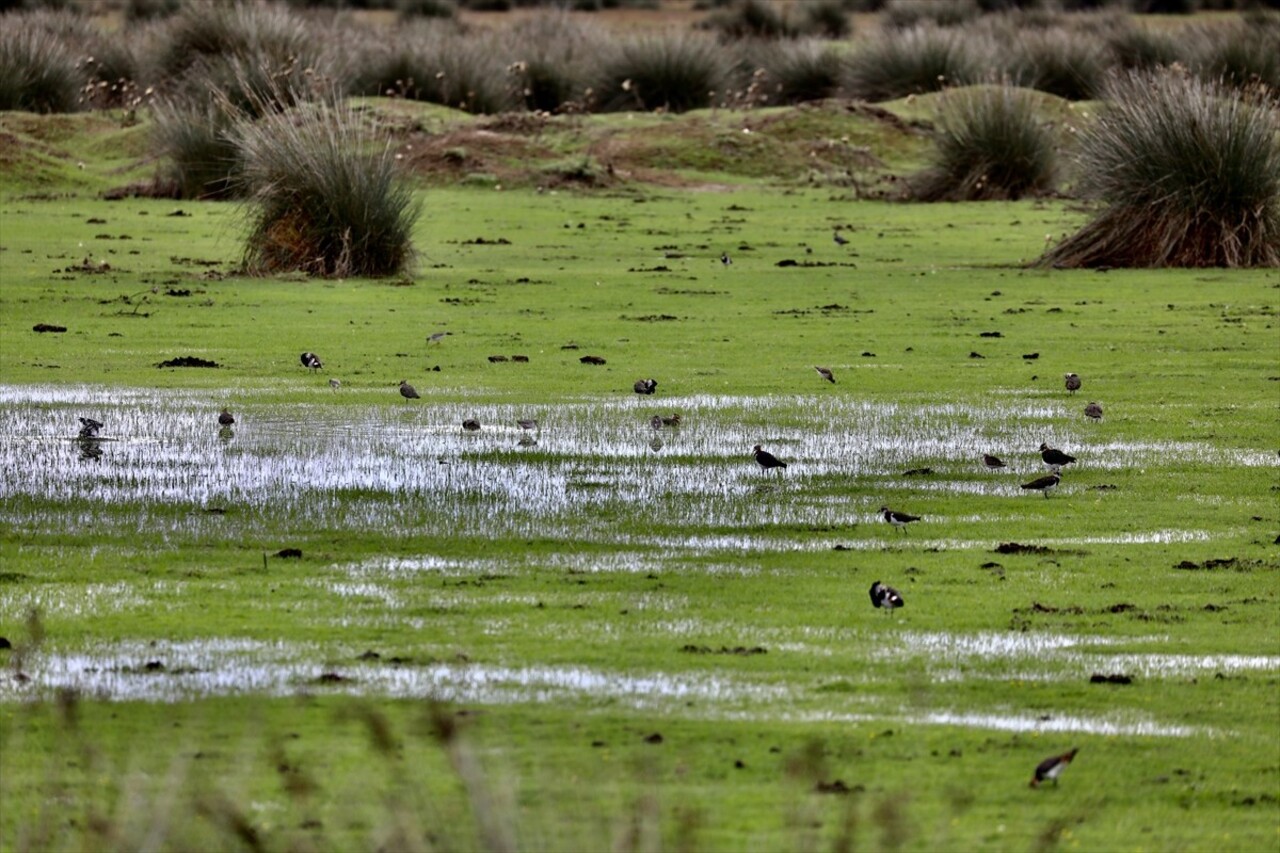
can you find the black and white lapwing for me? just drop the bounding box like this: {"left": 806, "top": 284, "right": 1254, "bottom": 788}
{"left": 634, "top": 378, "right": 657, "bottom": 395}
{"left": 1084, "top": 401, "right": 1103, "bottom": 421}
{"left": 880, "top": 506, "right": 921, "bottom": 533}
{"left": 300, "top": 352, "right": 323, "bottom": 372}
{"left": 77, "top": 417, "right": 103, "bottom": 439}
{"left": 1030, "top": 748, "right": 1078, "bottom": 788}
{"left": 753, "top": 445, "right": 787, "bottom": 473}
{"left": 720, "top": 252, "right": 732, "bottom": 266}
{"left": 218, "top": 408, "right": 235, "bottom": 427}
{"left": 1039, "top": 442, "right": 1076, "bottom": 469}
{"left": 869, "top": 581, "right": 904, "bottom": 612}
{"left": 833, "top": 230, "right": 849, "bottom": 246}
{"left": 399, "top": 380, "right": 420, "bottom": 400}
{"left": 814, "top": 366, "right": 836, "bottom": 384}
{"left": 1064, "top": 372, "right": 1081, "bottom": 394}
{"left": 650, "top": 415, "right": 664, "bottom": 430}
{"left": 1021, "top": 471, "right": 1061, "bottom": 497}
{"left": 982, "top": 453, "right": 1007, "bottom": 470}
{"left": 462, "top": 418, "right": 481, "bottom": 431}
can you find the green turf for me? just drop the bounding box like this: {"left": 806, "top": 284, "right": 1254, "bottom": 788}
{"left": 1, "top": 103, "right": 1277, "bottom": 852}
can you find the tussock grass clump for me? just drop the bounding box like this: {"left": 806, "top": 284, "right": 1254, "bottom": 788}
{"left": 1185, "top": 16, "right": 1280, "bottom": 91}
{"left": 1003, "top": 26, "right": 1108, "bottom": 100}
{"left": 153, "top": 1, "right": 316, "bottom": 78}
{"left": 747, "top": 39, "right": 845, "bottom": 105}
{"left": 151, "top": 96, "right": 242, "bottom": 199}
{"left": 1043, "top": 70, "right": 1280, "bottom": 268}
{"left": 796, "top": 0, "right": 853, "bottom": 39}
{"left": 0, "top": 25, "right": 84, "bottom": 113}
{"left": 235, "top": 103, "right": 420, "bottom": 277}
{"left": 504, "top": 14, "right": 600, "bottom": 113}
{"left": 594, "top": 33, "right": 726, "bottom": 112}
{"left": 347, "top": 26, "right": 514, "bottom": 114}
{"left": 701, "top": 0, "right": 795, "bottom": 40}
{"left": 882, "top": 0, "right": 980, "bottom": 29}
{"left": 910, "top": 84, "right": 1057, "bottom": 201}
{"left": 1103, "top": 16, "right": 1182, "bottom": 71}
{"left": 844, "top": 25, "right": 978, "bottom": 102}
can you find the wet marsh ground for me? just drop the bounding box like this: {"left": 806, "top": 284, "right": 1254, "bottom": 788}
{"left": 1, "top": 174, "right": 1278, "bottom": 848}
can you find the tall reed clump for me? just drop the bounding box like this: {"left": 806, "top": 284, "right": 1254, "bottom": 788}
{"left": 910, "top": 83, "right": 1057, "bottom": 201}
{"left": 746, "top": 39, "right": 845, "bottom": 105}
{"left": 593, "top": 33, "right": 727, "bottom": 112}
{"left": 1002, "top": 26, "right": 1108, "bottom": 100}
{"left": 0, "top": 24, "right": 84, "bottom": 112}
{"left": 843, "top": 24, "right": 978, "bottom": 102}
{"left": 234, "top": 103, "right": 421, "bottom": 277}
{"left": 1042, "top": 70, "right": 1280, "bottom": 268}
{"left": 1184, "top": 14, "right": 1280, "bottom": 91}
{"left": 503, "top": 13, "right": 600, "bottom": 113}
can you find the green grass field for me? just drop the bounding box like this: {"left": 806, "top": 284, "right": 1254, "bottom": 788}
{"left": 1, "top": 100, "right": 1277, "bottom": 852}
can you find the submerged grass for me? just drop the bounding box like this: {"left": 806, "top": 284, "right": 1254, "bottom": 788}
{"left": 0, "top": 106, "right": 1278, "bottom": 850}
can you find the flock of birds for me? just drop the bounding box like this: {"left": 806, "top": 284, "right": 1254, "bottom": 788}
{"left": 66, "top": 344, "right": 1093, "bottom": 788}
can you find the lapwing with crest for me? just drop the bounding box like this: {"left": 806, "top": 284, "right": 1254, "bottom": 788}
{"left": 982, "top": 453, "right": 1007, "bottom": 470}
{"left": 300, "top": 352, "right": 323, "bottom": 372}
{"left": 1039, "top": 442, "right": 1076, "bottom": 470}
{"left": 880, "top": 506, "right": 921, "bottom": 533}
{"left": 1021, "top": 471, "right": 1061, "bottom": 498}
{"left": 634, "top": 378, "right": 657, "bottom": 395}
{"left": 753, "top": 445, "right": 787, "bottom": 474}
{"left": 1064, "top": 373, "right": 1081, "bottom": 394}
{"left": 869, "top": 581, "right": 904, "bottom": 613}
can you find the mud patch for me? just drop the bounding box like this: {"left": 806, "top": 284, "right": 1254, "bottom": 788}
{"left": 156, "top": 356, "right": 220, "bottom": 368}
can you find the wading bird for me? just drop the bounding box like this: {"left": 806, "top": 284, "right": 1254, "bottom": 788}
{"left": 1064, "top": 372, "right": 1081, "bottom": 394}
{"left": 982, "top": 453, "right": 1007, "bottom": 470}
{"left": 399, "top": 380, "right": 420, "bottom": 400}
{"left": 833, "top": 230, "right": 849, "bottom": 246}
{"left": 1021, "top": 471, "right": 1061, "bottom": 498}
{"left": 462, "top": 418, "right": 481, "bottom": 431}
{"left": 77, "top": 417, "right": 103, "bottom": 439}
{"left": 1030, "top": 748, "right": 1078, "bottom": 788}
{"left": 218, "top": 409, "right": 235, "bottom": 427}
{"left": 814, "top": 366, "right": 835, "bottom": 384}
{"left": 1084, "top": 401, "right": 1103, "bottom": 421}
{"left": 753, "top": 445, "right": 787, "bottom": 473}
{"left": 301, "top": 352, "right": 323, "bottom": 371}
{"left": 1039, "top": 442, "right": 1076, "bottom": 469}
{"left": 880, "top": 506, "right": 921, "bottom": 533}
{"left": 634, "top": 378, "right": 657, "bottom": 395}
{"left": 869, "top": 581, "right": 904, "bottom": 612}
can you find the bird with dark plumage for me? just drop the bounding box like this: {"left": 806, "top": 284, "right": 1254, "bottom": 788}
{"left": 218, "top": 409, "right": 235, "bottom": 427}
{"left": 1064, "top": 372, "right": 1081, "bottom": 394}
{"left": 77, "top": 417, "right": 103, "bottom": 438}
{"left": 1030, "top": 748, "right": 1078, "bottom": 788}
{"left": 1084, "top": 401, "right": 1103, "bottom": 421}
{"left": 1021, "top": 471, "right": 1061, "bottom": 497}
{"left": 650, "top": 415, "right": 664, "bottom": 430}
{"left": 869, "top": 581, "right": 904, "bottom": 612}
{"left": 753, "top": 445, "right": 787, "bottom": 473}
{"left": 517, "top": 418, "right": 538, "bottom": 431}
{"left": 1039, "top": 442, "right": 1076, "bottom": 469}
{"left": 462, "top": 418, "right": 481, "bottom": 431}
{"left": 720, "top": 252, "right": 732, "bottom": 266}
{"left": 833, "top": 230, "right": 849, "bottom": 246}
{"left": 660, "top": 413, "right": 682, "bottom": 427}
{"left": 880, "top": 506, "right": 921, "bottom": 532}
{"left": 634, "top": 378, "right": 657, "bottom": 395}
{"left": 399, "top": 380, "right": 420, "bottom": 400}
{"left": 814, "top": 366, "right": 835, "bottom": 384}
{"left": 301, "top": 352, "right": 323, "bottom": 371}
{"left": 982, "top": 453, "right": 1007, "bottom": 470}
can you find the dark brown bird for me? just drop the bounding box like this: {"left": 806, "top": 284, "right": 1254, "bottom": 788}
{"left": 880, "top": 506, "right": 921, "bottom": 532}
{"left": 650, "top": 415, "right": 663, "bottom": 430}
{"left": 1021, "top": 471, "right": 1061, "bottom": 497}
{"left": 399, "top": 380, "right": 420, "bottom": 400}
{"left": 1084, "top": 401, "right": 1103, "bottom": 420}
{"left": 833, "top": 230, "right": 849, "bottom": 246}
{"left": 869, "top": 581, "right": 904, "bottom": 611}
{"left": 634, "top": 378, "right": 657, "bottom": 395}
{"left": 660, "top": 413, "right": 682, "bottom": 427}
{"left": 517, "top": 418, "right": 538, "bottom": 431}
{"left": 1030, "top": 748, "right": 1078, "bottom": 788}
{"left": 814, "top": 366, "right": 835, "bottom": 384}
{"left": 77, "top": 417, "right": 103, "bottom": 438}
{"left": 1064, "top": 372, "right": 1081, "bottom": 394}
{"left": 982, "top": 453, "right": 1007, "bottom": 470}
{"left": 218, "top": 409, "right": 235, "bottom": 427}
{"left": 301, "top": 352, "right": 323, "bottom": 371}
{"left": 462, "top": 418, "right": 480, "bottom": 431}
{"left": 753, "top": 445, "right": 787, "bottom": 473}
{"left": 1039, "top": 442, "right": 1076, "bottom": 469}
